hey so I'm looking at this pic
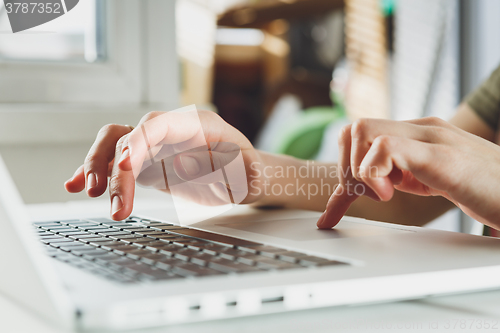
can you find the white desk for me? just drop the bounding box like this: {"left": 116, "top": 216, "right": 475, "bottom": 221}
{"left": 2, "top": 199, "right": 500, "bottom": 333}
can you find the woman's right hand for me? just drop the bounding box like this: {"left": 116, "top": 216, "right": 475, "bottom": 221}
{"left": 64, "top": 109, "right": 268, "bottom": 220}
{"left": 317, "top": 117, "right": 500, "bottom": 230}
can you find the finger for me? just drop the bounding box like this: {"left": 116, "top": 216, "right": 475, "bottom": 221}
{"left": 317, "top": 185, "right": 359, "bottom": 229}
{"left": 84, "top": 124, "right": 132, "bottom": 197}
{"left": 109, "top": 136, "right": 135, "bottom": 220}
{"left": 337, "top": 124, "right": 353, "bottom": 187}
{"left": 359, "top": 135, "right": 447, "bottom": 200}
{"left": 350, "top": 118, "right": 441, "bottom": 182}
{"left": 394, "top": 170, "right": 438, "bottom": 197}
{"left": 64, "top": 165, "right": 85, "bottom": 193}
{"left": 338, "top": 124, "right": 380, "bottom": 201}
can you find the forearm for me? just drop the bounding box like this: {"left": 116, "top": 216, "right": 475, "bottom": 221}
{"left": 252, "top": 151, "right": 455, "bottom": 226}
{"left": 252, "top": 151, "right": 335, "bottom": 211}
{"left": 346, "top": 191, "right": 455, "bottom": 226}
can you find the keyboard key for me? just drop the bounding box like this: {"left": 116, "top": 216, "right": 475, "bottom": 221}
{"left": 174, "top": 248, "right": 201, "bottom": 261}
{"left": 93, "top": 254, "right": 123, "bottom": 264}
{"left": 59, "top": 219, "right": 83, "bottom": 225}
{"left": 100, "top": 242, "right": 132, "bottom": 250}
{"left": 298, "top": 256, "right": 333, "bottom": 266}
{"left": 218, "top": 248, "right": 254, "bottom": 260}
{"left": 106, "top": 235, "right": 140, "bottom": 242}
{"left": 110, "top": 246, "right": 143, "bottom": 255}
{"left": 144, "top": 241, "right": 174, "bottom": 251}
{"left": 101, "top": 223, "right": 135, "bottom": 228}
{"left": 172, "top": 262, "right": 224, "bottom": 277}
{"left": 139, "top": 253, "right": 171, "bottom": 265}
{"left": 49, "top": 240, "right": 81, "bottom": 248}
{"left": 157, "top": 244, "right": 185, "bottom": 256}
{"left": 185, "top": 241, "right": 211, "bottom": 250}
{"left": 85, "top": 218, "right": 116, "bottom": 224}
{"left": 68, "top": 223, "right": 99, "bottom": 228}
{"left": 144, "top": 221, "right": 173, "bottom": 225}
{"left": 201, "top": 243, "right": 232, "bottom": 255}
{"left": 255, "top": 258, "right": 302, "bottom": 270}
{"left": 39, "top": 235, "right": 63, "bottom": 241}
{"left": 38, "top": 224, "right": 63, "bottom": 230}
{"left": 61, "top": 247, "right": 95, "bottom": 255}
{"left": 83, "top": 226, "right": 112, "bottom": 230}
{"left": 59, "top": 230, "right": 89, "bottom": 235}
{"left": 134, "top": 230, "right": 170, "bottom": 237}
{"left": 107, "top": 258, "right": 138, "bottom": 270}
{"left": 98, "top": 231, "right": 130, "bottom": 237}
{"left": 77, "top": 237, "right": 109, "bottom": 244}
{"left": 37, "top": 231, "right": 57, "bottom": 237}
{"left": 122, "top": 262, "right": 171, "bottom": 277}
{"left": 40, "top": 238, "right": 60, "bottom": 245}
{"left": 125, "top": 249, "right": 157, "bottom": 260}
{"left": 128, "top": 238, "right": 158, "bottom": 245}
{"left": 236, "top": 255, "right": 270, "bottom": 266}
{"left": 114, "top": 234, "right": 145, "bottom": 240}
{"left": 155, "top": 234, "right": 190, "bottom": 241}
{"left": 278, "top": 251, "right": 308, "bottom": 263}
{"left": 121, "top": 227, "right": 151, "bottom": 233}
{"left": 80, "top": 249, "right": 110, "bottom": 259}
{"left": 189, "top": 252, "right": 217, "bottom": 266}
{"left": 46, "top": 238, "right": 75, "bottom": 245}
{"left": 33, "top": 222, "right": 61, "bottom": 226}
{"left": 208, "top": 258, "right": 262, "bottom": 273}
{"left": 49, "top": 228, "right": 77, "bottom": 234}
{"left": 172, "top": 239, "right": 202, "bottom": 247}
{"left": 58, "top": 231, "right": 88, "bottom": 236}
{"left": 68, "top": 230, "right": 98, "bottom": 239}
{"left": 59, "top": 243, "right": 95, "bottom": 252}
{"left": 155, "top": 257, "right": 186, "bottom": 270}
{"left": 53, "top": 252, "right": 74, "bottom": 260}
{"left": 315, "top": 260, "right": 347, "bottom": 267}
{"left": 91, "top": 240, "right": 124, "bottom": 248}
{"left": 255, "top": 246, "right": 288, "bottom": 258}
{"left": 138, "top": 271, "right": 183, "bottom": 282}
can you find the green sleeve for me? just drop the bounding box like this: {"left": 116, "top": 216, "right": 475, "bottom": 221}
{"left": 464, "top": 64, "right": 500, "bottom": 132}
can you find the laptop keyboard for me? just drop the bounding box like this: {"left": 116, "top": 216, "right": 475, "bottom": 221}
{"left": 33, "top": 217, "right": 347, "bottom": 284}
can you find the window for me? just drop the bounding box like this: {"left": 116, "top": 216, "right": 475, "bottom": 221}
{"left": 0, "top": 0, "right": 105, "bottom": 62}
{"left": 0, "top": 0, "right": 179, "bottom": 144}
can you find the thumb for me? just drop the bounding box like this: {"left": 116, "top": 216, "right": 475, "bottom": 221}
{"left": 317, "top": 185, "right": 359, "bottom": 229}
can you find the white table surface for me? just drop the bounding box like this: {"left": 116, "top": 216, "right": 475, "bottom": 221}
{"left": 2, "top": 198, "right": 500, "bottom": 333}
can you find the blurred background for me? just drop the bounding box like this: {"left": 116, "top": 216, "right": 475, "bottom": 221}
{"left": 0, "top": 0, "right": 499, "bottom": 233}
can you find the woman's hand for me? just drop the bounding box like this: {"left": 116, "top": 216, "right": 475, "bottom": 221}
{"left": 65, "top": 110, "right": 267, "bottom": 220}
{"left": 317, "top": 117, "right": 500, "bottom": 230}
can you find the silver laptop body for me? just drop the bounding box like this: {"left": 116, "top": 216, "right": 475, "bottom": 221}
{"left": 2, "top": 154, "right": 500, "bottom": 331}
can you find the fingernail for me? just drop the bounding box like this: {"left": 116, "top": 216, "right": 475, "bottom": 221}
{"left": 118, "top": 149, "right": 130, "bottom": 164}
{"left": 180, "top": 155, "right": 200, "bottom": 176}
{"left": 111, "top": 195, "right": 123, "bottom": 215}
{"left": 87, "top": 173, "right": 97, "bottom": 191}
{"left": 317, "top": 211, "right": 327, "bottom": 228}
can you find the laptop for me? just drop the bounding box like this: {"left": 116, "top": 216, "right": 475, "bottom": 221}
{"left": 3, "top": 153, "right": 500, "bottom": 331}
